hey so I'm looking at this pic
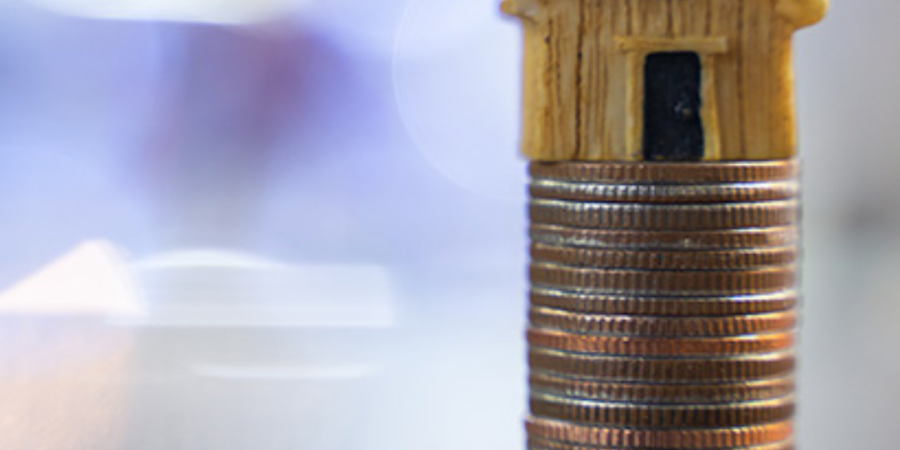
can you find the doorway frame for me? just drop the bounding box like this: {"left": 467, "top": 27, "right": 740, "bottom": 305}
{"left": 615, "top": 37, "right": 728, "bottom": 161}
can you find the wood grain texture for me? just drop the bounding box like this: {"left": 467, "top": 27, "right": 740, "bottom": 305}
{"left": 504, "top": 0, "right": 828, "bottom": 161}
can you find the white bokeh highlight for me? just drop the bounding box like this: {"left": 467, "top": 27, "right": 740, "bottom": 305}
{"left": 394, "top": 0, "right": 527, "bottom": 203}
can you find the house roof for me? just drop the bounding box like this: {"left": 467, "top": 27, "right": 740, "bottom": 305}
{"left": 777, "top": 0, "right": 829, "bottom": 28}
{"left": 503, "top": 0, "right": 829, "bottom": 29}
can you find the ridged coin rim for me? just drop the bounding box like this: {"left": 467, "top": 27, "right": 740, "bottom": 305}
{"left": 530, "top": 393, "right": 795, "bottom": 428}
{"left": 530, "top": 288, "right": 799, "bottom": 317}
{"left": 527, "top": 436, "right": 794, "bottom": 450}
{"left": 528, "top": 328, "right": 795, "bottom": 356}
{"left": 530, "top": 199, "right": 799, "bottom": 230}
{"left": 529, "top": 373, "right": 796, "bottom": 404}
{"left": 530, "top": 349, "right": 795, "bottom": 382}
{"left": 531, "top": 243, "right": 798, "bottom": 271}
{"left": 531, "top": 264, "right": 796, "bottom": 296}
{"left": 526, "top": 417, "right": 793, "bottom": 448}
{"left": 530, "top": 180, "right": 799, "bottom": 204}
{"left": 530, "top": 224, "right": 799, "bottom": 251}
{"left": 529, "top": 307, "right": 799, "bottom": 337}
{"left": 529, "top": 160, "right": 798, "bottom": 185}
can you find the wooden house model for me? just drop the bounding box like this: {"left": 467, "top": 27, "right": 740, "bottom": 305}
{"left": 502, "top": 0, "right": 829, "bottom": 161}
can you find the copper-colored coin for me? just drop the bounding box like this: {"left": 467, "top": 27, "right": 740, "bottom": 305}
{"left": 531, "top": 264, "right": 796, "bottom": 296}
{"left": 530, "top": 199, "right": 798, "bottom": 230}
{"left": 530, "top": 224, "right": 798, "bottom": 251}
{"left": 529, "top": 179, "right": 798, "bottom": 204}
{"left": 529, "top": 160, "right": 798, "bottom": 185}
{"left": 530, "top": 288, "right": 799, "bottom": 317}
{"left": 526, "top": 417, "right": 793, "bottom": 448}
{"left": 529, "top": 307, "right": 798, "bottom": 337}
{"left": 530, "top": 349, "right": 795, "bottom": 383}
{"left": 531, "top": 243, "right": 798, "bottom": 270}
{"left": 528, "top": 328, "right": 795, "bottom": 356}
{"left": 528, "top": 436, "right": 794, "bottom": 450}
{"left": 530, "top": 393, "right": 794, "bottom": 428}
{"left": 529, "top": 373, "right": 795, "bottom": 404}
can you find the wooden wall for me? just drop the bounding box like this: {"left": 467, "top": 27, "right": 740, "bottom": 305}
{"left": 505, "top": 0, "right": 806, "bottom": 161}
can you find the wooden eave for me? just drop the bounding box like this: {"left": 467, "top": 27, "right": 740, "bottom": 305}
{"left": 502, "top": 0, "right": 829, "bottom": 29}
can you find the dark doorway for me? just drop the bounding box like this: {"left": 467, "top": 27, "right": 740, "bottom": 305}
{"left": 642, "top": 52, "right": 705, "bottom": 162}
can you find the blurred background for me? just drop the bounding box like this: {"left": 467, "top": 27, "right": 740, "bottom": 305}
{"left": 0, "top": 0, "right": 893, "bottom": 449}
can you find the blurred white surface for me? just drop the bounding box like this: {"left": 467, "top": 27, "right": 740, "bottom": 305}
{"left": 25, "top": 0, "right": 315, "bottom": 24}
{"left": 131, "top": 252, "right": 396, "bottom": 327}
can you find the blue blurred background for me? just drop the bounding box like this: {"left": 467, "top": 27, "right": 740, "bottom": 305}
{"left": 0, "top": 0, "right": 895, "bottom": 449}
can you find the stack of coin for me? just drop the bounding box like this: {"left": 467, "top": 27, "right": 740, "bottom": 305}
{"left": 527, "top": 160, "right": 800, "bottom": 450}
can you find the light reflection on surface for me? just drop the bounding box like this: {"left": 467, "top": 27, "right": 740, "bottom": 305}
{"left": 119, "top": 253, "right": 396, "bottom": 450}
{"left": 0, "top": 241, "right": 137, "bottom": 450}
{"left": 25, "top": 0, "right": 315, "bottom": 24}
{"left": 130, "top": 251, "right": 396, "bottom": 328}
{"left": 0, "top": 242, "right": 398, "bottom": 449}
{"left": 0, "top": 241, "right": 144, "bottom": 317}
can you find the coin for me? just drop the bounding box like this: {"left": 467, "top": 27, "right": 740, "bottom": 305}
{"left": 527, "top": 328, "right": 795, "bottom": 356}
{"left": 531, "top": 243, "right": 798, "bottom": 270}
{"left": 530, "top": 288, "right": 799, "bottom": 317}
{"left": 528, "top": 436, "right": 794, "bottom": 450}
{"left": 530, "top": 264, "right": 796, "bottom": 296}
{"left": 526, "top": 417, "right": 793, "bottom": 448}
{"left": 530, "top": 393, "right": 794, "bottom": 428}
{"left": 529, "top": 373, "right": 796, "bottom": 404}
{"left": 530, "top": 224, "right": 798, "bottom": 251}
{"left": 529, "top": 179, "right": 798, "bottom": 204}
{"left": 529, "top": 349, "right": 796, "bottom": 383}
{"left": 529, "top": 160, "right": 799, "bottom": 184}
{"left": 529, "top": 307, "right": 798, "bottom": 336}
{"left": 530, "top": 199, "right": 799, "bottom": 230}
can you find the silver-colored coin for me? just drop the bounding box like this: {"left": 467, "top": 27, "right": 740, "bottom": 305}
{"left": 529, "top": 160, "right": 799, "bottom": 184}
{"left": 530, "top": 264, "right": 797, "bottom": 296}
{"left": 530, "top": 198, "right": 799, "bottom": 230}
{"left": 530, "top": 179, "right": 799, "bottom": 204}
{"left": 530, "top": 393, "right": 795, "bottom": 428}
{"left": 530, "top": 288, "right": 799, "bottom": 317}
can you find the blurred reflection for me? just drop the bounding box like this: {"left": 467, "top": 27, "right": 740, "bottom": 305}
{"left": 131, "top": 251, "right": 395, "bottom": 328}
{"left": 27, "top": 0, "right": 314, "bottom": 24}
{"left": 121, "top": 252, "right": 394, "bottom": 450}
{"left": 0, "top": 241, "right": 143, "bottom": 317}
{"left": 137, "top": 24, "right": 305, "bottom": 250}
{"left": 0, "top": 242, "right": 138, "bottom": 450}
